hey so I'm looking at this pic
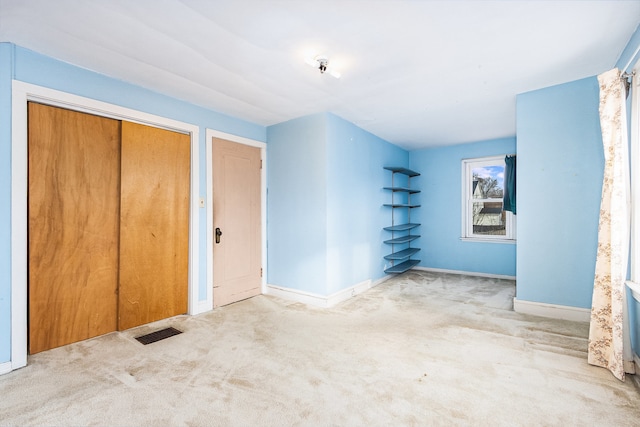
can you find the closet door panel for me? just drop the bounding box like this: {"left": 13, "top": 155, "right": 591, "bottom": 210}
{"left": 28, "top": 103, "right": 121, "bottom": 354}
{"left": 118, "top": 121, "right": 190, "bottom": 330}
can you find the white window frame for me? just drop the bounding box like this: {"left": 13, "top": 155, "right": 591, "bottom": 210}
{"left": 619, "top": 58, "right": 640, "bottom": 371}
{"left": 629, "top": 58, "right": 640, "bottom": 300}
{"left": 461, "top": 155, "right": 516, "bottom": 243}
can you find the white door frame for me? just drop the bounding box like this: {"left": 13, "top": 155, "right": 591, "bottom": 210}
{"left": 205, "top": 129, "right": 267, "bottom": 311}
{"left": 10, "top": 81, "right": 200, "bottom": 371}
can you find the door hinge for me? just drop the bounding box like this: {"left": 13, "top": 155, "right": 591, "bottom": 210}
{"left": 260, "top": 159, "right": 263, "bottom": 169}
{"left": 260, "top": 268, "right": 263, "bottom": 277}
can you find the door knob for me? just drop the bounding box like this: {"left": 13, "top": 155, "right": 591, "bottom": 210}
{"left": 215, "top": 227, "right": 222, "bottom": 244}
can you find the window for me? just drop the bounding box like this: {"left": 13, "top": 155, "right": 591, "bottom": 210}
{"left": 462, "top": 156, "right": 516, "bottom": 242}
{"left": 631, "top": 61, "right": 640, "bottom": 284}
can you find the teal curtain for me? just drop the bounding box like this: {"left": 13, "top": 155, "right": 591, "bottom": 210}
{"left": 503, "top": 155, "right": 516, "bottom": 214}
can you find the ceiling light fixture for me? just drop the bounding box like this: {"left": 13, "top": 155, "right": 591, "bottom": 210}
{"left": 305, "top": 55, "right": 341, "bottom": 79}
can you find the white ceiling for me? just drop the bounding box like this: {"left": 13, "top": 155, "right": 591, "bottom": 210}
{"left": 1, "top": 0, "right": 639, "bottom": 150}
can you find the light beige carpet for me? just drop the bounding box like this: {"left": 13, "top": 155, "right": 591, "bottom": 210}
{"left": 0, "top": 271, "right": 638, "bottom": 426}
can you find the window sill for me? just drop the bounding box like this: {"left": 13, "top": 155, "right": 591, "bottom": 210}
{"left": 626, "top": 281, "right": 640, "bottom": 302}
{"left": 460, "top": 237, "right": 516, "bottom": 245}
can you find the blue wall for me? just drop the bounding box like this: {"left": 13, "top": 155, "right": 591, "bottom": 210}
{"left": 5, "top": 22, "right": 640, "bottom": 367}
{"left": 266, "top": 114, "right": 329, "bottom": 295}
{"left": 616, "top": 24, "right": 640, "bottom": 72}
{"left": 267, "top": 113, "right": 408, "bottom": 295}
{"left": 516, "top": 77, "right": 603, "bottom": 309}
{"left": 409, "top": 138, "right": 517, "bottom": 277}
{"left": 0, "top": 43, "right": 266, "bottom": 364}
{"left": 325, "top": 114, "right": 408, "bottom": 293}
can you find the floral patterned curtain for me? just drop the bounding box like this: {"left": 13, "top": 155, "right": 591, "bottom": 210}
{"left": 588, "top": 68, "right": 635, "bottom": 381}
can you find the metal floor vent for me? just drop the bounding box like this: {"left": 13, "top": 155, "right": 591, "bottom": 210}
{"left": 135, "top": 327, "right": 182, "bottom": 345}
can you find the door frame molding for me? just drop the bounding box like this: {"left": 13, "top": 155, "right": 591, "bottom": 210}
{"left": 205, "top": 129, "right": 267, "bottom": 311}
{"left": 11, "top": 81, "right": 200, "bottom": 371}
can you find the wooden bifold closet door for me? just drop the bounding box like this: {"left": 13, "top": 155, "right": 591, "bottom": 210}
{"left": 28, "top": 103, "right": 121, "bottom": 354}
{"left": 118, "top": 121, "right": 190, "bottom": 330}
{"left": 28, "top": 103, "right": 190, "bottom": 354}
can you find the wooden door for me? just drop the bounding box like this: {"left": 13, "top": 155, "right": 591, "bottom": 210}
{"left": 212, "top": 138, "right": 262, "bottom": 307}
{"left": 118, "top": 121, "right": 190, "bottom": 330}
{"left": 28, "top": 103, "right": 121, "bottom": 354}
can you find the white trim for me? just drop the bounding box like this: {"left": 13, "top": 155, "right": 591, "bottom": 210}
{"left": 370, "top": 274, "right": 395, "bottom": 288}
{"left": 632, "top": 355, "right": 640, "bottom": 390}
{"left": 622, "top": 44, "right": 640, "bottom": 73}
{"left": 627, "top": 60, "right": 640, "bottom": 377}
{"left": 205, "top": 128, "right": 267, "bottom": 311}
{"left": 631, "top": 60, "right": 640, "bottom": 284}
{"left": 266, "top": 285, "right": 331, "bottom": 308}
{"left": 11, "top": 84, "right": 28, "bottom": 371}
{"left": 265, "top": 285, "right": 327, "bottom": 308}
{"left": 461, "top": 155, "right": 516, "bottom": 242}
{"left": 196, "top": 300, "right": 211, "bottom": 315}
{"left": 460, "top": 237, "right": 516, "bottom": 245}
{"left": 627, "top": 281, "right": 640, "bottom": 302}
{"left": 513, "top": 298, "right": 591, "bottom": 322}
{"left": 10, "top": 81, "right": 201, "bottom": 373}
{"left": 327, "top": 280, "right": 373, "bottom": 307}
{"left": 0, "top": 362, "right": 12, "bottom": 375}
{"left": 266, "top": 276, "right": 393, "bottom": 308}
{"left": 414, "top": 266, "right": 516, "bottom": 281}
{"left": 207, "top": 129, "right": 267, "bottom": 150}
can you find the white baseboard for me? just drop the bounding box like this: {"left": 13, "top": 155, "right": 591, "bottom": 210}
{"left": 194, "top": 299, "right": 213, "bottom": 315}
{"left": 266, "top": 276, "right": 393, "bottom": 308}
{"left": 414, "top": 266, "right": 516, "bottom": 281}
{"left": 0, "top": 361, "right": 12, "bottom": 376}
{"left": 265, "top": 285, "right": 328, "bottom": 307}
{"left": 513, "top": 298, "right": 591, "bottom": 322}
{"left": 326, "top": 279, "right": 372, "bottom": 306}
{"left": 631, "top": 354, "right": 640, "bottom": 389}
{"left": 371, "top": 274, "right": 395, "bottom": 287}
